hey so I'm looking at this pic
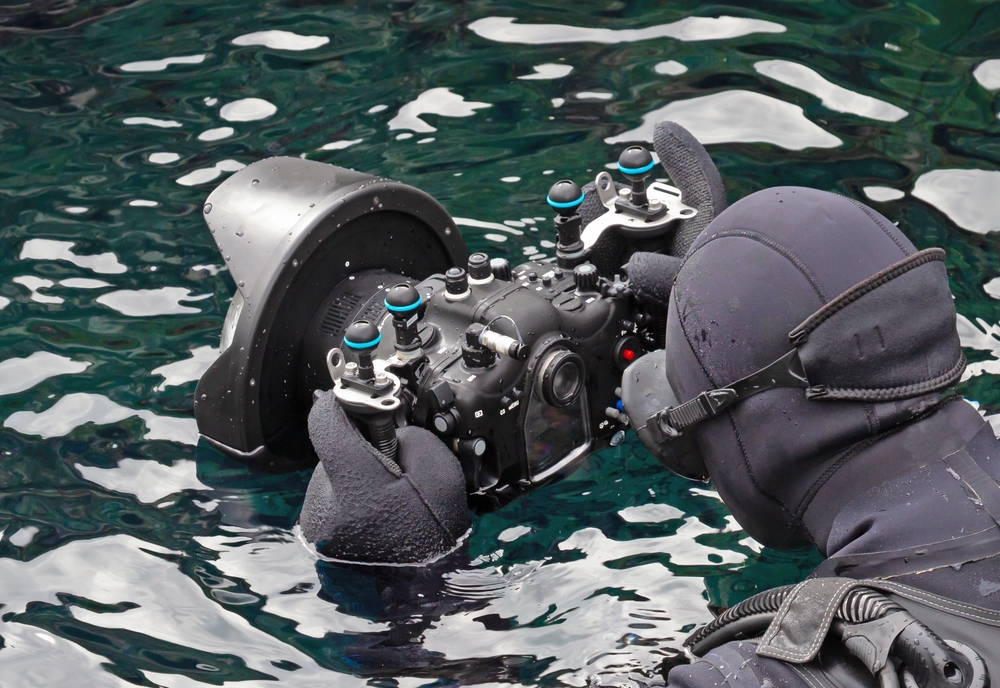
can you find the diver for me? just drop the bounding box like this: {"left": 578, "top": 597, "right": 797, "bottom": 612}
{"left": 620, "top": 186, "right": 1000, "bottom": 687}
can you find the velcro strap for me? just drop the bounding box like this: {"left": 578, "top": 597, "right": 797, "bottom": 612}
{"left": 757, "top": 578, "right": 865, "bottom": 663}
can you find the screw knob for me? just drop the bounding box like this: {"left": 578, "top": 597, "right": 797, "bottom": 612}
{"left": 490, "top": 257, "right": 512, "bottom": 281}
{"left": 445, "top": 266, "right": 469, "bottom": 300}
{"left": 468, "top": 252, "right": 491, "bottom": 281}
{"left": 546, "top": 180, "right": 585, "bottom": 217}
{"left": 573, "top": 263, "right": 599, "bottom": 292}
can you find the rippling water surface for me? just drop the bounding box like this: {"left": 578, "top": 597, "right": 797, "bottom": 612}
{"left": 2, "top": 1, "right": 1000, "bottom": 685}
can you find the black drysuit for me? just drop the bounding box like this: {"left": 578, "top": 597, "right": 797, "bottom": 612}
{"left": 651, "top": 187, "right": 1000, "bottom": 688}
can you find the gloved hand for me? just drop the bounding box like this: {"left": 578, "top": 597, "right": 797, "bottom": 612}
{"left": 582, "top": 120, "right": 728, "bottom": 286}
{"left": 300, "top": 390, "right": 470, "bottom": 564}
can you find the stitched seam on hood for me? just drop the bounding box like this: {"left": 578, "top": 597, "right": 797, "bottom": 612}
{"left": 673, "top": 231, "right": 827, "bottom": 389}
{"left": 842, "top": 195, "right": 912, "bottom": 257}
{"left": 728, "top": 411, "right": 798, "bottom": 525}
{"left": 790, "top": 247, "right": 945, "bottom": 340}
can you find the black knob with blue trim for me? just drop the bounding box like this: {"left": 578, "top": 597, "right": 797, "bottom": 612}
{"left": 385, "top": 284, "right": 423, "bottom": 351}
{"left": 618, "top": 146, "right": 654, "bottom": 206}
{"left": 548, "top": 180, "right": 587, "bottom": 269}
{"left": 344, "top": 319, "right": 381, "bottom": 380}
{"left": 546, "top": 180, "right": 584, "bottom": 217}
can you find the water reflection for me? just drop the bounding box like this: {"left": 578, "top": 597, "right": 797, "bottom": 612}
{"left": 76, "top": 458, "right": 211, "bottom": 504}
{"left": 973, "top": 60, "right": 1000, "bottom": 91}
{"left": 232, "top": 30, "right": 329, "bottom": 51}
{"left": 122, "top": 116, "right": 183, "bottom": 128}
{"left": 0, "top": 351, "right": 90, "bottom": 396}
{"left": 863, "top": 186, "right": 905, "bottom": 202}
{"left": 518, "top": 63, "right": 573, "bottom": 80}
{"left": 198, "top": 126, "right": 234, "bottom": 141}
{"left": 12, "top": 275, "right": 63, "bottom": 304}
{"left": 20, "top": 239, "right": 126, "bottom": 274}
{"left": 654, "top": 61, "right": 687, "bottom": 76}
{"left": 912, "top": 169, "right": 1000, "bottom": 234}
{"left": 176, "top": 159, "right": 246, "bottom": 186}
{"left": 388, "top": 88, "right": 491, "bottom": 133}
{"left": 96, "top": 286, "right": 211, "bottom": 316}
{"left": 606, "top": 90, "right": 841, "bottom": 150}
{"left": 219, "top": 98, "right": 277, "bottom": 123}
{"left": 754, "top": 60, "right": 908, "bottom": 122}
{"left": 4, "top": 392, "right": 200, "bottom": 444}
{"left": 151, "top": 345, "right": 220, "bottom": 391}
{"left": 120, "top": 54, "right": 207, "bottom": 73}
{"left": 320, "top": 138, "right": 363, "bottom": 151}
{"left": 468, "top": 15, "right": 784, "bottom": 44}
{"left": 148, "top": 152, "right": 180, "bottom": 164}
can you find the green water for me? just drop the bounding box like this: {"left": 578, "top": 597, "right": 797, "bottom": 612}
{"left": 1, "top": 1, "right": 999, "bottom": 685}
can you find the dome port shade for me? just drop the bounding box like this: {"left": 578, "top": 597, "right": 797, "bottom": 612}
{"left": 195, "top": 157, "right": 467, "bottom": 471}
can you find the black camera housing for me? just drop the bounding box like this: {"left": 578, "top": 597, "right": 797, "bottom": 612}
{"left": 300, "top": 259, "right": 653, "bottom": 509}
{"left": 193, "top": 158, "right": 467, "bottom": 470}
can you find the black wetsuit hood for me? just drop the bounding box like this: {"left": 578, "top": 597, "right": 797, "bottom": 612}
{"left": 665, "top": 186, "right": 980, "bottom": 552}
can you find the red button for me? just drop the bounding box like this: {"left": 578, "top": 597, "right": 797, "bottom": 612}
{"left": 622, "top": 348, "right": 636, "bottom": 362}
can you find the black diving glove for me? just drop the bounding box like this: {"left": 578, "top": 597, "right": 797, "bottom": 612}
{"left": 300, "top": 390, "right": 470, "bottom": 564}
{"left": 620, "top": 121, "right": 728, "bottom": 310}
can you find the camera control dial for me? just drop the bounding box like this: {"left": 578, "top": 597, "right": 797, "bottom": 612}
{"left": 573, "top": 263, "right": 599, "bottom": 292}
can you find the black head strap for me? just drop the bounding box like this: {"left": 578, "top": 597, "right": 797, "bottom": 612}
{"left": 649, "top": 248, "right": 965, "bottom": 436}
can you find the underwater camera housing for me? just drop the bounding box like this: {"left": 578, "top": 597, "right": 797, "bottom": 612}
{"left": 195, "top": 146, "right": 697, "bottom": 508}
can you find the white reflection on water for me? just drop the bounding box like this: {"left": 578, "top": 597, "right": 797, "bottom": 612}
{"left": 219, "top": 98, "right": 277, "bottom": 122}
{"left": 198, "top": 531, "right": 388, "bottom": 639}
{"left": 974, "top": 60, "right": 1000, "bottom": 90}
{"left": 575, "top": 91, "right": 614, "bottom": 101}
{"left": 0, "top": 351, "right": 90, "bottom": 396}
{"left": 96, "top": 287, "right": 211, "bottom": 316}
{"left": 151, "top": 345, "right": 220, "bottom": 391}
{"left": 9, "top": 526, "right": 39, "bottom": 547}
{"left": 912, "top": 168, "right": 1000, "bottom": 234}
{"left": 175, "top": 159, "right": 246, "bottom": 186}
{"left": 0, "top": 535, "right": 343, "bottom": 686}
{"left": 12, "top": 276, "right": 63, "bottom": 304}
{"left": 20, "top": 239, "right": 127, "bottom": 274}
{"left": 421, "top": 518, "right": 741, "bottom": 682}
{"left": 619, "top": 503, "right": 684, "bottom": 523}
{"left": 320, "top": 138, "right": 363, "bottom": 151}
{"left": 148, "top": 151, "right": 180, "bottom": 164}
{"left": 120, "top": 54, "right": 206, "bottom": 73}
{"left": 606, "top": 90, "right": 841, "bottom": 150}
{"left": 123, "top": 116, "right": 183, "bottom": 128}
{"left": 469, "top": 15, "right": 785, "bottom": 44}
{"left": 4, "top": 392, "right": 199, "bottom": 445}
{"left": 518, "top": 63, "right": 573, "bottom": 80}
{"left": 958, "top": 314, "right": 1000, "bottom": 381}
{"left": 387, "top": 88, "right": 491, "bottom": 133}
{"left": 0, "top": 296, "right": 9, "bottom": 310}
{"left": 754, "top": 60, "right": 908, "bottom": 122}
{"left": 76, "top": 459, "right": 211, "bottom": 504}
{"left": 863, "top": 186, "right": 905, "bottom": 202}
{"left": 232, "top": 30, "right": 330, "bottom": 51}
{"left": 655, "top": 60, "right": 687, "bottom": 76}
{"left": 198, "top": 126, "right": 234, "bottom": 141}
{"left": 60, "top": 278, "right": 113, "bottom": 288}
{"left": 128, "top": 199, "right": 159, "bottom": 207}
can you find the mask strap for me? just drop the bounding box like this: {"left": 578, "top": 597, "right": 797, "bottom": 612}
{"left": 651, "top": 349, "right": 808, "bottom": 436}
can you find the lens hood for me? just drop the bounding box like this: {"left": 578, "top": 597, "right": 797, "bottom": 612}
{"left": 195, "top": 157, "right": 468, "bottom": 470}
